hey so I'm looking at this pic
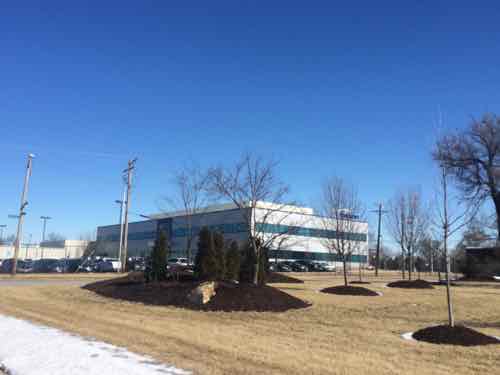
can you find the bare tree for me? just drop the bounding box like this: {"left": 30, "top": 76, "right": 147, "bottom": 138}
{"left": 432, "top": 166, "right": 479, "bottom": 327}
{"left": 207, "top": 153, "right": 295, "bottom": 285}
{"left": 162, "top": 164, "right": 208, "bottom": 263}
{"left": 318, "top": 177, "right": 366, "bottom": 286}
{"left": 387, "top": 189, "right": 428, "bottom": 280}
{"left": 434, "top": 114, "right": 500, "bottom": 239}
{"left": 46, "top": 232, "right": 66, "bottom": 242}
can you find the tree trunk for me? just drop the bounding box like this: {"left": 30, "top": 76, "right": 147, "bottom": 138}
{"left": 358, "top": 260, "right": 362, "bottom": 282}
{"left": 251, "top": 236, "right": 261, "bottom": 286}
{"left": 401, "top": 250, "right": 406, "bottom": 280}
{"left": 343, "top": 258, "right": 348, "bottom": 286}
{"left": 408, "top": 247, "right": 412, "bottom": 281}
{"left": 493, "top": 193, "right": 500, "bottom": 241}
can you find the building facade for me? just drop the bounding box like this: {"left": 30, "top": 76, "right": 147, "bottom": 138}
{"left": 96, "top": 202, "right": 369, "bottom": 267}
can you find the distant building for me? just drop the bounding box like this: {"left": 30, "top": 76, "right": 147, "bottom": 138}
{"left": 96, "top": 201, "right": 369, "bottom": 268}
{"left": 0, "top": 240, "right": 90, "bottom": 260}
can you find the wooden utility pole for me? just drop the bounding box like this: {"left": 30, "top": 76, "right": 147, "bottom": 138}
{"left": 371, "top": 203, "right": 387, "bottom": 277}
{"left": 121, "top": 158, "right": 137, "bottom": 273}
{"left": 12, "top": 154, "right": 35, "bottom": 276}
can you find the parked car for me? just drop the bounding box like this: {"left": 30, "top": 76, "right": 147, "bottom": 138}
{"left": 322, "top": 263, "right": 336, "bottom": 272}
{"left": 308, "top": 262, "right": 328, "bottom": 272}
{"left": 167, "top": 258, "right": 189, "bottom": 267}
{"left": 50, "top": 258, "right": 82, "bottom": 273}
{"left": 128, "top": 257, "right": 146, "bottom": 272}
{"left": 0, "top": 259, "right": 34, "bottom": 273}
{"left": 33, "top": 259, "right": 59, "bottom": 273}
{"left": 290, "top": 261, "right": 308, "bottom": 272}
{"left": 94, "top": 258, "right": 121, "bottom": 272}
{"left": 276, "top": 262, "right": 292, "bottom": 272}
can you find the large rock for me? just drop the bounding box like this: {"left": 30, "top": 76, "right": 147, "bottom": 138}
{"left": 187, "top": 281, "right": 217, "bottom": 305}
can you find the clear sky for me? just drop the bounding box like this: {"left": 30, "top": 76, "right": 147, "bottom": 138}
{"left": 1, "top": 1, "right": 499, "bottom": 246}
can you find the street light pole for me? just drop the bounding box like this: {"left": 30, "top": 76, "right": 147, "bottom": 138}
{"left": 12, "top": 153, "right": 35, "bottom": 276}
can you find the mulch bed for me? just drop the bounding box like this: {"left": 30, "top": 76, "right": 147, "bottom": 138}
{"left": 412, "top": 325, "right": 500, "bottom": 346}
{"left": 387, "top": 280, "right": 434, "bottom": 289}
{"left": 349, "top": 281, "right": 371, "bottom": 285}
{"left": 321, "top": 285, "right": 379, "bottom": 296}
{"left": 430, "top": 280, "right": 458, "bottom": 287}
{"left": 267, "top": 272, "right": 304, "bottom": 284}
{"left": 83, "top": 275, "right": 311, "bottom": 312}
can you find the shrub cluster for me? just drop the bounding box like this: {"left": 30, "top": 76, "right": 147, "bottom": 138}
{"left": 188, "top": 227, "right": 271, "bottom": 284}
{"left": 194, "top": 227, "right": 242, "bottom": 281}
{"left": 146, "top": 230, "right": 169, "bottom": 282}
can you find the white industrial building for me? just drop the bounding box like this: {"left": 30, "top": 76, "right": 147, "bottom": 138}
{"left": 0, "top": 240, "right": 90, "bottom": 260}
{"left": 96, "top": 202, "right": 369, "bottom": 268}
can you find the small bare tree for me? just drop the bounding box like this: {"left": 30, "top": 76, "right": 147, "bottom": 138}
{"left": 387, "top": 189, "right": 428, "bottom": 280}
{"left": 432, "top": 166, "right": 479, "bottom": 327}
{"left": 162, "top": 164, "right": 208, "bottom": 263}
{"left": 318, "top": 177, "right": 366, "bottom": 287}
{"left": 434, "top": 114, "right": 500, "bottom": 239}
{"left": 207, "top": 153, "right": 295, "bottom": 285}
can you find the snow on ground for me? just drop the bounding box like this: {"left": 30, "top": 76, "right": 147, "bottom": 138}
{"left": 0, "top": 314, "right": 190, "bottom": 375}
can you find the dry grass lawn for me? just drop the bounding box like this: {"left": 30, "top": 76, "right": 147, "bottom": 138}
{"left": 0, "top": 271, "right": 498, "bottom": 375}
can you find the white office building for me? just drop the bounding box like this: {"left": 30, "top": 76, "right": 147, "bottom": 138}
{"left": 96, "top": 202, "right": 369, "bottom": 268}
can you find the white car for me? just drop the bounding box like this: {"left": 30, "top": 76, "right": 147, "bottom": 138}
{"left": 167, "top": 258, "right": 189, "bottom": 267}
{"left": 322, "top": 263, "right": 336, "bottom": 272}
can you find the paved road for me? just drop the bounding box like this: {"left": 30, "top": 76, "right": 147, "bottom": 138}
{"left": 0, "top": 279, "right": 88, "bottom": 287}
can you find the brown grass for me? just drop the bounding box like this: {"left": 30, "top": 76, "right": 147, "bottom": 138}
{"left": 0, "top": 271, "right": 498, "bottom": 375}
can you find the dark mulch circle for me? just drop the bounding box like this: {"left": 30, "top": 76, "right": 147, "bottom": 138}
{"left": 267, "top": 272, "right": 304, "bottom": 284}
{"left": 387, "top": 280, "right": 434, "bottom": 289}
{"left": 321, "top": 285, "right": 379, "bottom": 296}
{"left": 412, "top": 325, "right": 500, "bottom": 346}
{"left": 430, "top": 280, "right": 458, "bottom": 287}
{"left": 83, "top": 275, "right": 311, "bottom": 312}
{"left": 350, "top": 281, "right": 371, "bottom": 285}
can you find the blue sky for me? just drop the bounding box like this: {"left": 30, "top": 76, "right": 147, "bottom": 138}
{"left": 1, "top": 1, "right": 499, "bottom": 246}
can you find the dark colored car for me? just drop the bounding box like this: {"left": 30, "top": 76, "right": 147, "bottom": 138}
{"left": 0, "top": 259, "right": 34, "bottom": 273}
{"left": 290, "top": 262, "right": 308, "bottom": 272}
{"left": 50, "top": 258, "right": 82, "bottom": 273}
{"left": 277, "top": 262, "right": 292, "bottom": 272}
{"left": 33, "top": 259, "right": 59, "bottom": 273}
{"left": 308, "top": 262, "right": 328, "bottom": 272}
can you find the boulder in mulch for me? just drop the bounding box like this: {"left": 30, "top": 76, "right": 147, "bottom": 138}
{"left": 83, "top": 276, "right": 311, "bottom": 312}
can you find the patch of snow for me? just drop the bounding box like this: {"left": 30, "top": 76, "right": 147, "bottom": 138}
{"left": 493, "top": 276, "right": 500, "bottom": 281}
{"left": 401, "top": 332, "right": 416, "bottom": 342}
{"left": 376, "top": 291, "right": 383, "bottom": 296}
{"left": 0, "top": 314, "right": 190, "bottom": 375}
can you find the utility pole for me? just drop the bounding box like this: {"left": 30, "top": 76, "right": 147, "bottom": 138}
{"left": 40, "top": 216, "right": 51, "bottom": 259}
{"left": 12, "top": 154, "right": 35, "bottom": 276}
{"left": 115, "top": 184, "right": 126, "bottom": 265}
{"left": 121, "top": 158, "right": 137, "bottom": 273}
{"left": 40, "top": 216, "right": 51, "bottom": 242}
{"left": 370, "top": 203, "right": 387, "bottom": 277}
